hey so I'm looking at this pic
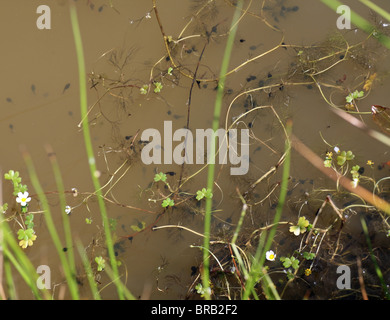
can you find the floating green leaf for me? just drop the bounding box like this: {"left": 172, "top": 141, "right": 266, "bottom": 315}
{"left": 153, "top": 82, "right": 163, "bottom": 93}
{"left": 280, "top": 256, "right": 300, "bottom": 270}
{"left": 302, "top": 252, "right": 316, "bottom": 260}
{"left": 336, "top": 150, "right": 355, "bottom": 166}
{"left": 154, "top": 172, "right": 167, "bottom": 182}
{"left": 346, "top": 90, "right": 364, "bottom": 103}
{"left": 140, "top": 84, "right": 148, "bottom": 95}
{"left": 162, "top": 198, "right": 174, "bottom": 208}
{"left": 95, "top": 256, "right": 106, "bottom": 272}
{"left": 289, "top": 216, "right": 310, "bottom": 236}
{"left": 196, "top": 188, "right": 213, "bottom": 201}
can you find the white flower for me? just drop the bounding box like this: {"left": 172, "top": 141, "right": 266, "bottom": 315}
{"left": 16, "top": 192, "right": 31, "bottom": 207}
{"left": 333, "top": 146, "right": 340, "bottom": 153}
{"left": 266, "top": 250, "right": 276, "bottom": 261}
{"left": 65, "top": 206, "right": 72, "bottom": 215}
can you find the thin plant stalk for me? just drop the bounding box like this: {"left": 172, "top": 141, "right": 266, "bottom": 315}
{"left": 75, "top": 240, "right": 101, "bottom": 300}
{"left": 2, "top": 253, "right": 15, "bottom": 299}
{"left": 203, "top": 0, "right": 243, "bottom": 300}
{"left": 358, "top": 0, "right": 390, "bottom": 22}
{"left": 359, "top": 213, "right": 390, "bottom": 299}
{"left": 0, "top": 168, "right": 6, "bottom": 300}
{"left": 45, "top": 145, "right": 77, "bottom": 283}
{"left": 242, "top": 120, "right": 292, "bottom": 300}
{"left": 103, "top": 265, "right": 136, "bottom": 300}
{"left": 1, "top": 219, "right": 52, "bottom": 299}
{"left": 69, "top": 3, "right": 125, "bottom": 300}
{"left": 22, "top": 149, "right": 79, "bottom": 300}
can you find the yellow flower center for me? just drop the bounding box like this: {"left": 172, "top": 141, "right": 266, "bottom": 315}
{"left": 269, "top": 254, "right": 274, "bottom": 260}
{"left": 21, "top": 198, "right": 26, "bottom": 202}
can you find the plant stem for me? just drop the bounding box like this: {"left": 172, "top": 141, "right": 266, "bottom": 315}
{"left": 242, "top": 120, "right": 292, "bottom": 300}
{"left": 203, "top": 1, "right": 243, "bottom": 300}
{"left": 69, "top": 3, "right": 125, "bottom": 300}
{"left": 22, "top": 150, "right": 79, "bottom": 299}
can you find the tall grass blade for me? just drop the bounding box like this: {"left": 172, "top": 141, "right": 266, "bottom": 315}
{"left": 1, "top": 220, "right": 46, "bottom": 299}
{"left": 22, "top": 149, "right": 79, "bottom": 299}
{"left": 359, "top": 213, "right": 390, "bottom": 299}
{"left": 69, "top": 3, "right": 125, "bottom": 299}
{"left": 75, "top": 240, "right": 101, "bottom": 300}
{"left": 358, "top": 0, "right": 390, "bottom": 22}
{"left": 203, "top": 0, "right": 243, "bottom": 300}
{"left": 45, "top": 145, "right": 77, "bottom": 285}
{"left": 241, "top": 120, "right": 292, "bottom": 300}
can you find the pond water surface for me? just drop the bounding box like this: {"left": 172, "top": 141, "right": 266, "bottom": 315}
{"left": 1, "top": 0, "right": 390, "bottom": 300}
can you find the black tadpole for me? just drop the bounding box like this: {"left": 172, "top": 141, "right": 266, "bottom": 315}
{"left": 63, "top": 83, "right": 71, "bottom": 94}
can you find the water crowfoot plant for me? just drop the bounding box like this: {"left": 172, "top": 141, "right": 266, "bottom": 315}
{"left": 289, "top": 216, "right": 310, "bottom": 236}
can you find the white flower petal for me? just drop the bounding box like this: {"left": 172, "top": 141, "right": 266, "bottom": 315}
{"left": 266, "top": 250, "right": 276, "bottom": 261}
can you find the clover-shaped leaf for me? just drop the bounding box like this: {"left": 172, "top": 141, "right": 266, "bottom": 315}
{"left": 302, "top": 252, "right": 316, "bottom": 260}
{"left": 95, "top": 256, "right": 105, "bottom": 272}
{"left": 153, "top": 82, "right": 163, "bottom": 93}
{"left": 140, "top": 85, "right": 148, "bottom": 95}
{"left": 162, "top": 198, "right": 174, "bottom": 208}
{"left": 280, "top": 256, "right": 300, "bottom": 270}
{"left": 154, "top": 172, "right": 167, "bottom": 182}
{"left": 336, "top": 150, "right": 354, "bottom": 166}
{"left": 289, "top": 216, "right": 309, "bottom": 236}
{"left": 196, "top": 188, "right": 213, "bottom": 201}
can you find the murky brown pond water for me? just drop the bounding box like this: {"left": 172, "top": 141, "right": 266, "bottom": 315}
{"left": 1, "top": 0, "right": 390, "bottom": 300}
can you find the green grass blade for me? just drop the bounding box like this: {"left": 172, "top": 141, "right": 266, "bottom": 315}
{"left": 359, "top": 213, "right": 390, "bottom": 299}
{"left": 1, "top": 220, "right": 45, "bottom": 299}
{"left": 46, "top": 146, "right": 77, "bottom": 284}
{"left": 75, "top": 240, "right": 101, "bottom": 300}
{"left": 103, "top": 265, "right": 136, "bottom": 300}
{"left": 203, "top": 0, "right": 243, "bottom": 300}
{"left": 22, "top": 149, "right": 79, "bottom": 299}
{"left": 242, "top": 120, "right": 292, "bottom": 300}
{"left": 69, "top": 3, "right": 125, "bottom": 300}
{"left": 358, "top": 0, "right": 390, "bottom": 22}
